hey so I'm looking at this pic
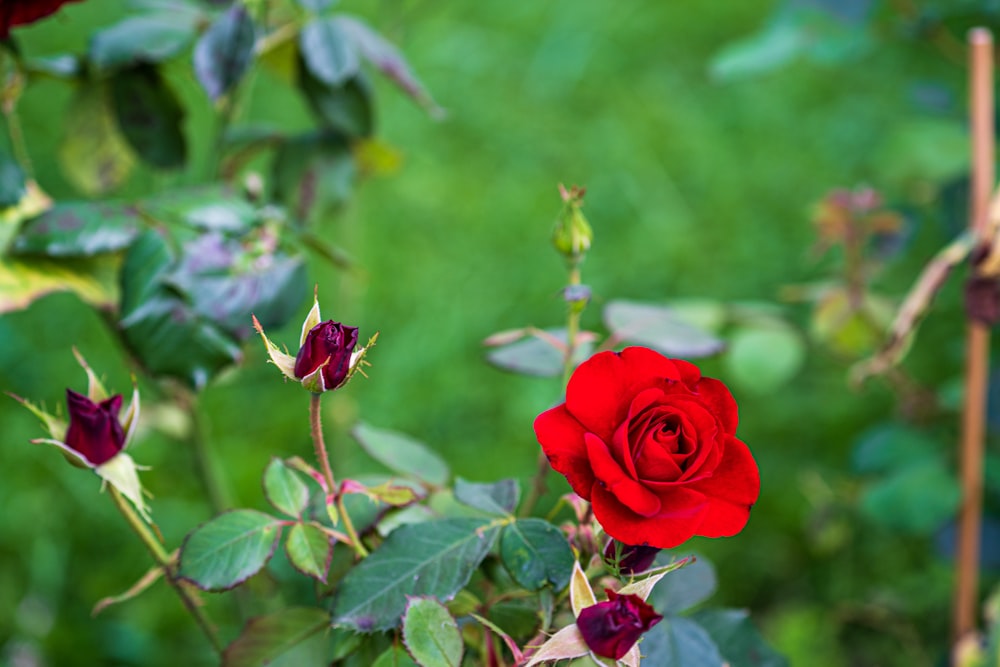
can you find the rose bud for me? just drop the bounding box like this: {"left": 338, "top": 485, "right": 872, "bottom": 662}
{"left": 552, "top": 184, "right": 593, "bottom": 260}
{"left": 603, "top": 540, "right": 661, "bottom": 576}
{"left": 294, "top": 321, "right": 360, "bottom": 391}
{"left": 12, "top": 350, "right": 148, "bottom": 519}
{"left": 576, "top": 590, "right": 662, "bottom": 660}
{"left": 253, "top": 291, "right": 377, "bottom": 393}
{"left": 65, "top": 390, "right": 126, "bottom": 466}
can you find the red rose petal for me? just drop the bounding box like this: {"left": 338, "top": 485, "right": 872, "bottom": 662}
{"left": 585, "top": 433, "right": 661, "bottom": 517}
{"left": 566, "top": 348, "right": 682, "bottom": 440}
{"left": 590, "top": 483, "right": 707, "bottom": 549}
{"left": 692, "top": 377, "right": 739, "bottom": 435}
{"left": 533, "top": 405, "right": 596, "bottom": 499}
{"left": 671, "top": 358, "right": 702, "bottom": 388}
{"left": 688, "top": 436, "right": 760, "bottom": 536}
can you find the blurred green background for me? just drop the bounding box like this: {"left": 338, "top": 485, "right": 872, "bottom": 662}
{"left": 1, "top": 0, "right": 995, "bottom": 665}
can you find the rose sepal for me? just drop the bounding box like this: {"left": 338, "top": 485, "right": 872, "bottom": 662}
{"left": 251, "top": 314, "right": 298, "bottom": 381}
{"left": 525, "top": 560, "right": 653, "bottom": 666}
{"left": 299, "top": 293, "right": 323, "bottom": 347}
{"left": 96, "top": 453, "right": 152, "bottom": 522}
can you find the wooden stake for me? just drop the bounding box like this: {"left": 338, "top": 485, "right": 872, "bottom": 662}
{"left": 954, "top": 27, "right": 994, "bottom": 646}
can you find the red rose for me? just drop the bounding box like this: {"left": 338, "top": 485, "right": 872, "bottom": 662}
{"left": 533, "top": 347, "right": 759, "bottom": 549}
{"left": 1, "top": 0, "right": 84, "bottom": 38}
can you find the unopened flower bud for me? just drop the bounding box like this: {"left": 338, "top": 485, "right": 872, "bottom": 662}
{"left": 253, "top": 290, "right": 376, "bottom": 393}
{"left": 603, "top": 540, "right": 661, "bottom": 575}
{"left": 552, "top": 184, "right": 593, "bottom": 260}
{"left": 295, "top": 321, "right": 360, "bottom": 392}
{"left": 65, "top": 389, "right": 126, "bottom": 466}
{"left": 577, "top": 590, "right": 662, "bottom": 660}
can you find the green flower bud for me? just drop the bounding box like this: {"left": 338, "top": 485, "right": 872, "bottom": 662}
{"left": 552, "top": 184, "right": 593, "bottom": 260}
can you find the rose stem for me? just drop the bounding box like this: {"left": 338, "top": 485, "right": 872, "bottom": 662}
{"left": 1, "top": 64, "right": 35, "bottom": 180}
{"left": 521, "top": 259, "right": 585, "bottom": 518}
{"left": 309, "top": 393, "right": 368, "bottom": 557}
{"left": 176, "top": 387, "right": 230, "bottom": 515}
{"left": 954, "top": 27, "right": 993, "bottom": 645}
{"left": 108, "top": 486, "right": 223, "bottom": 654}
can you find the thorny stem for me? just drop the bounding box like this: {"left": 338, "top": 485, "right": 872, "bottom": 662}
{"left": 1, "top": 64, "right": 35, "bottom": 179}
{"left": 521, "top": 260, "right": 585, "bottom": 518}
{"left": 309, "top": 393, "right": 368, "bottom": 557}
{"left": 108, "top": 486, "right": 222, "bottom": 654}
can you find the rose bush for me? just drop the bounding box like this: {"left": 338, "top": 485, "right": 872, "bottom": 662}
{"left": 534, "top": 346, "right": 760, "bottom": 548}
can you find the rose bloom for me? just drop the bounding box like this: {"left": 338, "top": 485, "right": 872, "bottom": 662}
{"left": 294, "top": 320, "right": 359, "bottom": 391}
{"left": 534, "top": 347, "right": 760, "bottom": 549}
{"left": 577, "top": 590, "right": 662, "bottom": 660}
{"left": 1, "top": 0, "right": 84, "bottom": 38}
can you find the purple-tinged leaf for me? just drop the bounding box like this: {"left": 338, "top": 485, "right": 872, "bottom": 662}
{"left": 263, "top": 458, "right": 310, "bottom": 519}
{"left": 194, "top": 4, "right": 256, "bottom": 101}
{"left": 284, "top": 523, "right": 333, "bottom": 583}
{"left": 300, "top": 16, "right": 359, "bottom": 86}
{"left": 334, "top": 15, "right": 442, "bottom": 116}
{"left": 178, "top": 509, "right": 282, "bottom": 591}
{"left": 223, "top": 607, "right": 330, "bottom": 667}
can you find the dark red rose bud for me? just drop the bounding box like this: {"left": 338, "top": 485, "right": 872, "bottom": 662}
{"left": 965, "top": 275, "right": 1000, "bottom": 326}
{"left": 1, "top": 0, "right": 84, "bottom": 38}
{"left": 64, "top": 389, "right": 125, "bottom": 466}
{"left": 294, "top": 321, "right": 360, "bottom": 391}
{"left": 577, "top": 590, "right": 663, "bottom": 660}
{"left": 603, "top": 540, "right": 661, "bottom": 575}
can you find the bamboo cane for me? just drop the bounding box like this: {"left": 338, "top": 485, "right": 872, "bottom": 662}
{"left": 953, "top": 27, "right": 994, "bottom": 646}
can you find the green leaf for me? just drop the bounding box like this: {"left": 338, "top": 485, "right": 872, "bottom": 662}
{"left": 263, "top": 458, "right": 310, "bottom": 519}
{"left": 59, "top": 84, "right": 135, "bottom": 196}
{"left": 284, "top": 523, "right": 333, "bottom": 583}
{"left": 140, "top": 186, "right": 259, "bottom": 233}
{"left": 860, "top": 461, "right": 961, "bottom": 534}
{"left": 300, "top": 17, "right": 360, "bottom": 87}
{"left": 0, "top": 155, "right": 26, "bottom": 208}
{"left": 454, "top": 478, "right": 520, "bottom": 516}
{"left": 709, "top": 21, "right": 807, "bottom": 82}
{"left": 194, "top": 4, "right": 256, "bottom": 101}
{"left": 723, "top": 321, "right": 804, "bottom": 394}
{"left": 331, "top": 518, "right": 500, "bottom": 632}
{"left": 298, "top": 58, "right": 374, "bottom": 138}
{"left": 648, "top": 555, "right": 716, "bottom": 615}
{"left": 297, "top": 0, "right": 339, "bottom": 13}
{"left": 691, "top": 609, "right": 789, "bottom": 667}
{"left": 334, "top": 16, "right": 441, "bottom": 114}
{"left": 605, "top": 300, "right": 724, "bottom": 358}
{"left": 402, "top": 598, "right": 463, "bottom": 667}
{"left": 639, "top": 616, "right": 725, "bottom": 667}
{"left": 179, "top": 509, "right": 283, "bottom": 591}
{"left": 873, "top": 119, "right": 969, "bottom": 188}
{"left": 372, "top": 645, "right": 420, "bottom": 667}
{"left": 852, "top": 424, "right": 942, "bottom": 474}
{"left": 11, "top": 202, "right": 141, "bottom": 257}
{"left": 352, "top": 422, "right": 450, "bottom": 487}
{"left": 485, "top": 328, "right": 594, "bottom": 377}
{"left": 270, "top": 132, "right": 356, "bottom": 222}
{"left": 110, "top": 65, "right": 187, "bottom": 169}
{"left": 499, "top": 519, "right": 574, "bottom": 591}
{"left": 223, "top": 607, "right": 330, "bottom": 667}
{"left": 23, "top": 54, "right": 82, "bottom": 80}
{"left": 90, "top": 14, "right": 195, "bottom": 71}
{"left": 0, "top": 255, "right": 120, "bottom": 314}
